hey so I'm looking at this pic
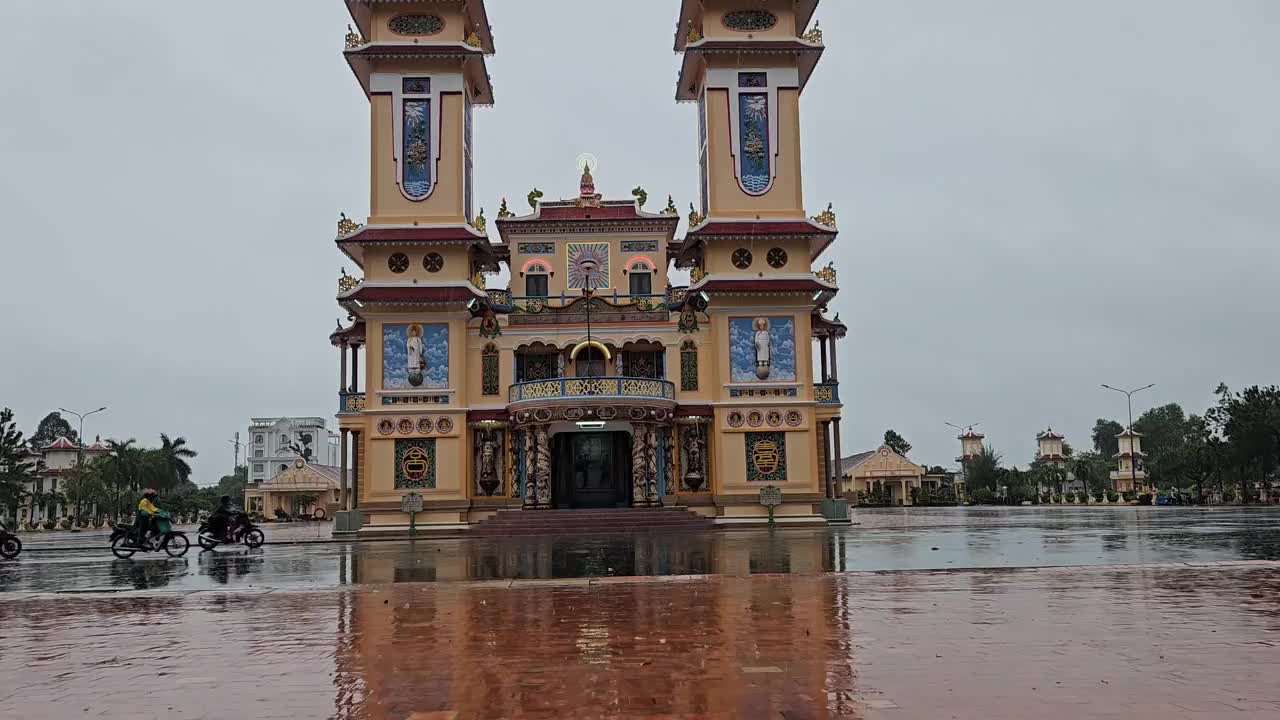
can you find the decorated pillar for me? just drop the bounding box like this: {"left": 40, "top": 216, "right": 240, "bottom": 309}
{"left": 661, "top": 426, "right": 675, "bottom": 498}
{"left": 522, "top": 429, "right": 537, "bottom": 507}
{"left": 645, "top": 424, "right": 660, "bottom": 505}
{"left": 679, "top": 421, "right": 708, "bottom": 493}
{"left": 632, "top": 423, "right": 649, "bottom": 506}
{"left": 534, "top": 425, "right": 552, "bottom": 506}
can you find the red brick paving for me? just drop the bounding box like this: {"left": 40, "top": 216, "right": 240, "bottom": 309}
{"left": 1, "top": 563, "right": 1278, "bottom": 719}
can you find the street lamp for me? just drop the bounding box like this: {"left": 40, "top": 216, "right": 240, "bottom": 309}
{"left": 58, "top": 406, "right": 107, "bottom": 464}
{"left": 1101, "top": 383, "right": 1154, "bottom": 492}
{"left": 580, "top": 259, "right": 599, "bottom": 378}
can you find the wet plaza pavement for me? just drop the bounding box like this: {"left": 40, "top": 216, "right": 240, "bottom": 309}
{"left": 2, "top": 507, "right": 1278, "bottom": 718}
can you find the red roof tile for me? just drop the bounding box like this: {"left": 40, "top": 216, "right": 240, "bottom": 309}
{"left": 345, "top": 286, "right": 483, "bottom": 304}
{"left": 339, "top": 226, "right": 485, "bottom": 244}
{"left": 698, "top": 278, "right": 828, "bottom": 293}
{"left": 687, "top": 220, "right": 836, "bottom": 237}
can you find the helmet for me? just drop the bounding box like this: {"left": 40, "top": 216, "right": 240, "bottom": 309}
{"left": 143, "top": 488, "right": 158, "bottom": 498}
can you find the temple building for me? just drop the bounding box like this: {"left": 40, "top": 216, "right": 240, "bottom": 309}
{"left": 329, "top": 0, "right": 843, "bottom": 532}
{"left": 1110, "top": 428, "right": 1147, "bottom": 493}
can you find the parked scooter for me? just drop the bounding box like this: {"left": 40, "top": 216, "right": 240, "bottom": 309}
{"left": 0, "top": 520, "right": 21, "bottom": 560}
{"left": 196, "top": 512, "right": 264, "bottom": 551}
{"left": 110, "top": 510, "right": 190, "bottom": 559}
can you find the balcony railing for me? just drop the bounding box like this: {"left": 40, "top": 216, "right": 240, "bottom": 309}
{"left": 507, "top": 292, "right": 672, "bottom": 313}
{"left": 814, "top": 382, "right": 840, "bottom": 404}
{"left": 508, "top": 377, "right": 676, "bottom": 404}
{"left": 338, "top": 391, "right": 367, "bottom": 414}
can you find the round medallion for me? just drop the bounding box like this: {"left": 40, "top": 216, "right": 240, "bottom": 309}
{"left": 377, "top": 418, "right": 395, "bottom": 435}
{"left": 747, "top": 411, "right": 764, "bottom": 427}
{"left": 424, "top": 252, "right": 444, "bottom": 273}
{"left": 731, "top": 248, "right": 753, "bottom": 270}
{"left": 417, "top": 417, "right": 434, "bottom": 435}
{"left": 397, "top": 418, "right": 414, "bottom": 435}
{"left": 767, "top": 247, "right": 788, "bottom": 269}
{"left": 389, "top": 14, "right": 445, "bottom": 36}
{"left": 533, "top": 409, "right": 553, "bottom": 423}
{"left": 727, "top": 411, "right": 745, "bottom": 428}
{"left": 766, "top": 410, "right": 784, "bottom": 427}
{"left": 598, "top": 406, "right": 617, "bottom": 420}
{"left": 400, "top": 446, "right": 431, "bottom": 483}
{"left": 785, "top": 410, "right": 803, "bottom": 427}
{"left": 564, "top": 408, "right": 585, "bottom": 421}
{"left": 723, "top": 10, "right": 778, "bottom": 32}
{"left": 436, "top": 417, "right": 454, "bottom": 434}
{"left": 388, "top": 252, "right": 410, "bottom": 274}
{"left": 629, "top": 407, "right": 648, "bottom": 420}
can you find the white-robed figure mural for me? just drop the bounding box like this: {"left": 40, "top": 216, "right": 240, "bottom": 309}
{"left": 729, "top": 316, "right": 796, "bottom": 383}
{"left": 384, "top": 323, "right": 449, "bottom": 389}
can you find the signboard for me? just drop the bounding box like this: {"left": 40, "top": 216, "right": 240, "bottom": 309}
{"left": 759, "top": 485, "right": 783, "bottom": 507}
{"left": 401, "top": 493, "right": 424, "bottom": 514}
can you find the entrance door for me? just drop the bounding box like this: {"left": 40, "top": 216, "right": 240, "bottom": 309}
{"left": 553, "top": 432, "right": 630, "bottom": 508}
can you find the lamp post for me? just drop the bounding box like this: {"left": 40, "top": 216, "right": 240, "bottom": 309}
{"left": 581, "top": 259, "right": 599, "bottom": 378}
{"left": 58, "top": 406, "right": 107, "bottom": 465}
{"left": 1101, "top": 383, "right": 1154, "bottom": 492}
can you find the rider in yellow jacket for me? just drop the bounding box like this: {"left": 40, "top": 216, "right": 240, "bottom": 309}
{"left": 137, "top": 490, "right": 161, "bottom": 546}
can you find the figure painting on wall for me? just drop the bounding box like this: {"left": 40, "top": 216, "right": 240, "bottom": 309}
{"left": 384, "top": 323, "right": 449, "bottom": 389}
{"left": 729, "top": 316, "right": 795, "bottom": 383}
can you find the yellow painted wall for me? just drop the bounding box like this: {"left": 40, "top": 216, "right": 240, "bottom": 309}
{"left": 368, "top": 5, "right": 469, "bottom": 44}
{"left": 369, "top": 88, "right": 467, "bottom": 225}
{"left": 701, "top": 0, "right": 798, "bottom": 41}
{"left": 361, "top": 243, "right": 473, "bottom": 284}
{"left": 507, "top": 229, "right": 670, "bottom": 298}
{"left": 703, "top": 81, "right": 805, "bottom": 219}
{"left": 702, "top": 237, "right": 810, "bottom": 276}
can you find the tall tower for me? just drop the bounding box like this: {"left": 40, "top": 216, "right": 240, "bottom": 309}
{"left": 1110, "top": 429, "right": 1147, "bottom": 494}
{"left": 671, "top": 1, "right": 845, "bottom": 520}
{"left": 957, "top": 428, "right": 985, "bottom": 463}
{"left": 1035, "top": 428, "right": 1066, "bottom": 466}
{"left": 332, "top": 1, "right": 500, "bottom": 523}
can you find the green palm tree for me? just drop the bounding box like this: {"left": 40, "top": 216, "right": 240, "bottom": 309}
{"left": 104, "top": 438, "right": 139, "bottom": 520}
{"left": 158, "top": 434, "right": 197, "bottom": 486}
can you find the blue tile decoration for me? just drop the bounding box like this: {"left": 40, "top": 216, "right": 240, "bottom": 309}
{"left": 518, "top": 242, "right": 555, "bottom": 254}
{"left": 621, "top": 240, "right": 658, "bottom": 253}
{"left": 395, "top": 438, "right": 436, "bottom": 489}
{"left": 738, "top": 89, "right": 770, "bottom": 194}
{"left": 402, "top": 98, "right": 431, "bottom": 199}
{"left": 729, "top": 317, "right": 795, "bottom": 383}
{"left": 383, "top": 323, "right": 449, "bottom": 390}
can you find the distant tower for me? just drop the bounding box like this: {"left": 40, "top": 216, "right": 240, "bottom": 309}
{"left": 957, "top": 428, "right": 985, "bottom": 463}
{"left": 1110, "top": 428, "right": 1147, "bottom": 493}
{"left": 1035, "top": 428, "right": 1066, "bottom": 466}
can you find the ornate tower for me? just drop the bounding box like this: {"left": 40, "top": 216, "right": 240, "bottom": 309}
{"left": 332, "top": 1, "right": 501, "bottom": 527}
{"left": 671, "top": 1, "right": 845, "bottom": 521}
{"left": 1035, "top": 428, "right": 1067, "bottom": 466}
{"left": 1110, "top": 429, "right": 1148, "bottom": 494}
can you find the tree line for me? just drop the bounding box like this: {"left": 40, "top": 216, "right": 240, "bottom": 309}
{"left": 0, "top": 409, "right": 240, "bottom": 526}
{"left": 961, "top": 383, "right": 1280, "bottom": 503}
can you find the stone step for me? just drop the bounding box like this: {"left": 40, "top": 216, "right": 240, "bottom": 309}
{"left": 472, "top": 507, "right": 715, "bottom": 536}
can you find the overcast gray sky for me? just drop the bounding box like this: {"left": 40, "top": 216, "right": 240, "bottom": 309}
{"left": 2, "top": 1, "right": 1277, "bottom": 482}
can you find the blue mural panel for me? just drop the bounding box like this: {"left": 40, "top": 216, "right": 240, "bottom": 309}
{"left": 729, "top": 317, "right": 795, "bottom": 383}
{"left": 402, "top": 98, "right": 432, "bottom": 199}
{"left": 738, "top": 92, "right": 770, "bottom": 194}
{"left": 383, "top": 323, "right": 449, "bottom": 389}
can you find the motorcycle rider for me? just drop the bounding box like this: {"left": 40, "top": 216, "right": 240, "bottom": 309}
{"left": 207, "top": 495, "right": 239, "bottom": 542}
{"left": 136, "top": 489, "right": 162, "bottom": 547}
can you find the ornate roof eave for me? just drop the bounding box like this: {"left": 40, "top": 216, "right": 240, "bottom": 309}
{"left": 684, "top": 218, "right": 838, "bottom": 260}
{"left": 689, "top": 274, "right": 836, "bottom": 303}
{"left": 343, "top": 43, "right": 495, "bottom": 105}
{"left": 337, "top": 282, "right": 486, "bottom": 318}
{"left": 329, "top": 320, "right": 367, "bottom": 347}
{"left": 672, "top": 1, "right": 820, "bottom": 52}
{"left": 336, "top": 224, "right": 491, "bottom": 268}
{"left": 345, "top": 0, "right": 496, "bottom": 55}
{"left": 675, "top": 39, "right": 824, "bottom": 102}
{"left": 811, "top": 312, "right": 847, "bottom": 339}
{"left": 1036, "top": 429, "right": 1065, "bottom": 440}
{"left": 494, "top": 204, "right": 681, "bottom": 244}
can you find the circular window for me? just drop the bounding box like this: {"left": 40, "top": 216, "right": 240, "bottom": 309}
{"left": 388, "top": 252, "right": 410, "bottom": 274}
{"left": 723, "top": 10, "right": 778, "bottom": 32}
{"left": 424, "top": 252, "right": 444, "bottom": 273}
{"left": 389, "top": 14, "right": 445, "bottom": 36}
{"left": 767, "top": 248, "right": 788, "bottom": 269}
{"left": 731, "top": 248, "right": 753, "bottom": 270}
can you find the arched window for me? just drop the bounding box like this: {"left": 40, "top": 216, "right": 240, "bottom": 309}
{"left": 524, "top": 261, "right": 550, "bottom": 298}
{"left": 279, "top": 433, "right": 289, "bottom": 449}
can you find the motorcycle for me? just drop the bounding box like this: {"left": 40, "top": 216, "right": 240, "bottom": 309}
{"left": 0, "top": 521, "right": 21, "bottom": 560}
{"left": 110, "top": 510, "right": 190, "bottom": 559}
{"left": 196, "top": 512, "right": 264, "bottom": 551}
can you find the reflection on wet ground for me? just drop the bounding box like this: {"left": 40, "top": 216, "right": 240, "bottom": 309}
{"left": 1, "top": 507, "right": 1277, "bottom": 594}
{"left": 2, "top": 564, "right": 1277, "bottom": 719}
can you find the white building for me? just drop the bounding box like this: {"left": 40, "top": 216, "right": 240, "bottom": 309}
{"left": 16, "top": 436, "right": 112, "bottom": 525}
{"left": 246, "top": 417, "right": 338, "bottom": 485}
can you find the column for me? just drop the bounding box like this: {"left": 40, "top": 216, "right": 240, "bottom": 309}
{"left": 350, "top": 344, "right": 360, "bottom": 393}
{"left": 819, "top": 338, "right": 829, "bottom": 383}
{"left": 632, "top": 423, "right": 648, "bottom": 507}
{"left": 349, "top": 431, "right": 360, "bottom": 510}
{"left": 823, "top": 422, "right": 835, "bottom": 499}
{"left": 339, "top": 340, "right": 348, "bottom": 392}
{"left": 339, "top": 429, "right": 349, "bottom": 509}
{"left": 832, "top": 417, "right": 844, "bottom": 498}
{"left": 829, "top": 336, "right": 839, "bottom": 382}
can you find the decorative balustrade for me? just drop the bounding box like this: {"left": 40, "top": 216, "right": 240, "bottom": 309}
{"left": 338, "top": 391, "right": 367, "bottom": 414}
{"left": 486, "top": 288, "right": 513, "bottom": 306}
{"left": 508, "top": 292, "right": 669, "bottom": 313}
{"left": 814, "top": 382, "right": 840, "bottom": 405}
{"left": 508, "top": 377, "right": 676, "bottom": 405}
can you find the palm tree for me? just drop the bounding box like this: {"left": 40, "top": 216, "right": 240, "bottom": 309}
{"left": 104, "top": 438, "right": 139, "bottom": 520}
{"left": 963, "top": 445, "right": 1004, "bottom": 493}
{"left": 158, "top": 434, "right": 197, "bottom": 487}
